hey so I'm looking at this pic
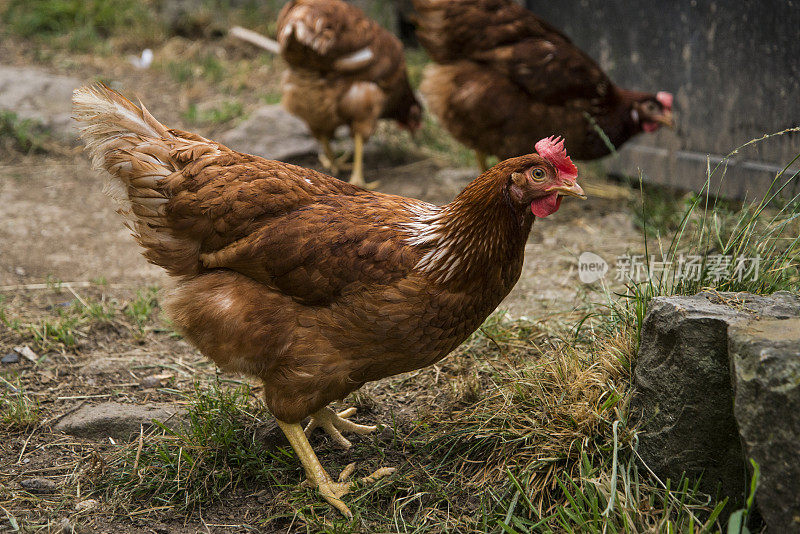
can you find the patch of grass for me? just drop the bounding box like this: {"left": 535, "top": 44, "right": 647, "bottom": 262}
{"left": 261, "top": 91, "right": 283, "bottom": 105}
{"left": 182, "top": 100, "right": 244, "bottom": 125}
{"left": 164, "top": 59, "right": 195, "bottom": 84}
{"left": 0, "top": 111, "right": 50, "bottom": 154}
{"left": 2, "top": 0, "right": 162, "bottom": 51}
{"left": 81, "top": 299, "right": 116, "bottom": 323}
{"left": 492, "top": 453, "right": 725, "bottom": 533}
{"left": 124, "top": 286, "right": 159, "bottom": 333}
{"left": 3, "top": 286, "right": 168, "bottom": 352}
{"left": 29, "top": 312, "right": 79, "bottom": 347}
{"left": 0, "top": 381, "right": 41, "bottom": 430}
{"left": 165, "top": 53, "right": 226, "bottom": 84}
{"left": 5, "top": 291, "right": 117, "bottom": 350}
{"left": 28, "top": 296, "right": 116, "bottom": 349}
{"left": 95, "top": 382, "right": 295, "bottom": 511}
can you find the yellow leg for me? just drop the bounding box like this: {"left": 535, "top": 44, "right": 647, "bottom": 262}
{"left": 349, "top": 133, "right": 380, "bottom": 189}
{"left": 318, "top": 137, "right": 352, "bottom": 174}
{"left": 304, "top": 407, "right": 378, "bottom": 449}
{"left": 276, "top": 418, "right": 395, "bottom": 518}
{"left": 476, "top": 150, "right": 488, "bottom": 173}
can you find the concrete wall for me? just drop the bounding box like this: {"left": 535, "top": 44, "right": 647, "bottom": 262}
{"left": 524, "top": 0, "right": 800, "bottom": 199}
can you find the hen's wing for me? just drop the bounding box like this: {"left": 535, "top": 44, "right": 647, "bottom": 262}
{"left": 413, "top": 0, "right": 613, "bottom": 105}
{"left": 73, "top": 84, "right": 423, "bottom": 304}
{"left": 277, "top": 0, "right": 405, "bottom": 88}
{"left": 190, "top": 187, "right": 423, "bottom": 305}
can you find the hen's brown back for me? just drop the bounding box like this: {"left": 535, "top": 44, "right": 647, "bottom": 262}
{"left": 278, "top": 0, "right": 409, "bottom": 97}
{"left": 413, "top": 0, "right": 612, "bottom": 104}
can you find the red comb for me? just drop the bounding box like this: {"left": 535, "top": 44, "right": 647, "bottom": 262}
{"left": 534, "top": 136, "right": 578, "bottom": 181}
{"left": 656, "top": 91, "right": 673, "bottom": 109}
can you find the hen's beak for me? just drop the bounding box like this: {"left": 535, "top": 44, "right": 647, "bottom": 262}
{"left": 549, "top": 182, "right": 587, "bottom": 200}
{"left": 656, "top": 111, "right": 675, "bottom": 129}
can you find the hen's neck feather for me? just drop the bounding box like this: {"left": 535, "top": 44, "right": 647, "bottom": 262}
{"left": 404, "top": 171, "right": 532, "bottom": 287}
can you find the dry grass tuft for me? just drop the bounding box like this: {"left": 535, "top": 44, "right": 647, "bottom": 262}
{"left": 422, "top": 325, "right": 633, "bottom": 511}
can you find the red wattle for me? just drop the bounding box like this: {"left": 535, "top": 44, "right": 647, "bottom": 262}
{"left": 642, "top": 121, "right": 660, "bottom": 133}
{"left": 530, "top": 194, "right": 562, "bottom": 218}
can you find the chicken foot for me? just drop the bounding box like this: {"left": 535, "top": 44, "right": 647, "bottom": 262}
{"left": 276, "top": 419, "right": 395, "bottom": 518}
{"left": 318, "top": 137, "right": 352, "bottom": 174}
{"left": 349, "top": 133, "right": 380, "bottom": 189}
{"left": 304, "top": 406, "right": 377, "bottom": 448}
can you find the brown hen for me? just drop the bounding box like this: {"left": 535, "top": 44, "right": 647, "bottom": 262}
{"left": 277, "top": 0, "right": 421, "bottom": 188}
{"left": 413, "top": 0, "right": 674, "bottom": 170}
{"left": 73, "top": 84, "right": 583, "bottom": 517}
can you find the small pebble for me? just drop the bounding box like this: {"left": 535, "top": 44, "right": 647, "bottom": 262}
{"left": 140, "top": 373, "right": 174, "bottom": 388}
{"left": 13, "top": 345, "right": 38, "bottom": 362}
{"left": 75, "top": 498, "right": 99, "bottom": 512}
{"left": 20, "top": 477, "right": 57, "bottom": 493}
{"left": 1, "top": 352, "right": 19, "bottom": 364}
{"left": 377, "top": 425, "right": 394, "bottom": 442}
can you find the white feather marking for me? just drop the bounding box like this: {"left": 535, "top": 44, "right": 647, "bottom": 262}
{"left": 102, "top": 179, "right": 132, "bottom": 213}
{"left": 133, "top": 196, "right": 168, "bottom": 208}
{"left": 134, "top": 152, "right": 169, "bottom": 167}
{"left": 334, "top": 47, "right": 374, "bottom": 71}
{"left": 216, "top": 294, "right": 235, "bottom": 313}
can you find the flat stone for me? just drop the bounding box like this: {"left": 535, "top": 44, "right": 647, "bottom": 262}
{"left": 0, "top": 65, "right": 82, "bottom": 142}
{"left": 20, "top": 477, "right": 58, "bottom": 493}
{"left": 218, "top": 104, "right": 318, "bottom": 162}
{"left": 54, "top": 402, "right": 187, "bottom": 441}
{"left": 729, "top": 317, "right": 800, "bottom": 533}
{"left": 631, "top": 291, "right": 800, "bottom": 512}
{"left": 1, "top": 352, "right": 19, "bottom": 364}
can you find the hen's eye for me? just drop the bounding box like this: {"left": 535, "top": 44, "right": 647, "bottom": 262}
{"left": 532, "top": 168, "right": 546, "bottom": 181}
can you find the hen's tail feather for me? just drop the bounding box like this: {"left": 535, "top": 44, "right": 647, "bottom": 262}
{"left": 73, "top": 83, "right": 203, "bottom": 276}
{"left": 278, "top": 3, "right": 336, "bottom": 58}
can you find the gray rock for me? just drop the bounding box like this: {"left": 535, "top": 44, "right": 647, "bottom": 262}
{"left": 55, "top": 402, "right": 186, "bottom": 441}
{"left": 631, "top": 291, "right": 800, "bottom": 511}
{"left": 219, "top": 105, "right": 318, "bottom": 162}
{"left": 20, "top": 477, "right": 58, "bottom": 493}
{"left": 1, "top": 352, "right": 19, "bottom": 364}
{"left": 0, "top": 66, "right": 82, "bottom": 142}
{"left": 729, "top": 318, "right": 800, "bottom": 533}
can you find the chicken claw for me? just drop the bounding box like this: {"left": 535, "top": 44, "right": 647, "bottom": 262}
{"left": 318, "top": 137, "right": 353, "bottom": 174}
{"left": 277, "top": 420, "right": 394, "bottom": 518}
{"left": 304, "top": 407, "right": 378, "bottom": 449}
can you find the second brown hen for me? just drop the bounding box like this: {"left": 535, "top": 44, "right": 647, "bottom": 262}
{"left": 414, "top": 0, "right": 673, "bottom": 170}
{"left": 277, "top": 0, "right": 421, "bottom": 188}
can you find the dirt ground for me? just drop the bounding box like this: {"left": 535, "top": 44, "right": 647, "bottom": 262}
{"left": 0, "top": 36, "right": 645, "bottom": 533}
